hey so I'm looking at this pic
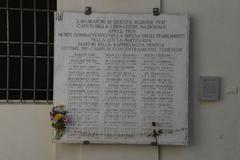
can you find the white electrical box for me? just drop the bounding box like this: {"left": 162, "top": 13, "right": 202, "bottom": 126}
{"left": 200, "top": 76, "right": 221, "bottom": 101}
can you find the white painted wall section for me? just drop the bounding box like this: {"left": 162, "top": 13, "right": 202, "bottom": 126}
{"left": 58, "top": 0, "right": 160, "bottom": 13}
{"left": 0, "top": 105, "right": 54, "bottom": 160}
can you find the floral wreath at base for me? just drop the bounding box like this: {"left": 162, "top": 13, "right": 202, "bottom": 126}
{"left": 50, "top": 105, "right": 68, "bottom": 140}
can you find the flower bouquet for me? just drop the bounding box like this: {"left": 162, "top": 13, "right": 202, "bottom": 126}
{"left": 50, "top": 105, "right": 68, "bottom": 140}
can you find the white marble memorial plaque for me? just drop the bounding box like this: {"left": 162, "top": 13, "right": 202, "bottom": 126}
{"left": 54, "top": 12, "right": 189, "bottom": 145}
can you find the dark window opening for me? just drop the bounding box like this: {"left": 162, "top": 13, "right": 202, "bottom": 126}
{"left": 0, "top": 0, "right": 56, "bottom": 103}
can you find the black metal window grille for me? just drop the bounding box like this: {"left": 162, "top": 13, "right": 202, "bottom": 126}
{"left": 0, "top": 0, "right": 56, "bottom": 104}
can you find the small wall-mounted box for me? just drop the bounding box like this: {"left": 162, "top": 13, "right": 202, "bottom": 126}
{"left": 200, "top": 76, "right": 221, "bottom": 101}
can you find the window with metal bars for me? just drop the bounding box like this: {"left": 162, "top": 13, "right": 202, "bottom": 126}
{"left": 0, "top": 0, "right": 56, "bottom": 103}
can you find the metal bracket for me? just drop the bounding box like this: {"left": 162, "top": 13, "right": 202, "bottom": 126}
{"left": 153, "top": 8, "right": 160, "bottom": 16}
{"left": 85, "top": 6, "right": 92, "bottom": 15}
{"left": 83, "top": 140, "right": 90, "bottom": 144}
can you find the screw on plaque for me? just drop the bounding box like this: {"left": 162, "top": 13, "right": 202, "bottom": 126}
{"left": 153, "top": 8, "right": 160, "bottom": 16}
{"left": 85, "top": 6, "right": 92, "bottom": 15}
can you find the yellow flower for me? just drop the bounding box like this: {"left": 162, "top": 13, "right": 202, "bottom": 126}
{"left": 54, "top": 113, "right": 63, "bottom": 120}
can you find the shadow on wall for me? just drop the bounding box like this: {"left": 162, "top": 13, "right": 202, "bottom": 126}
{"left": 188, "top": 16, "right": 196, "bottom": 145}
